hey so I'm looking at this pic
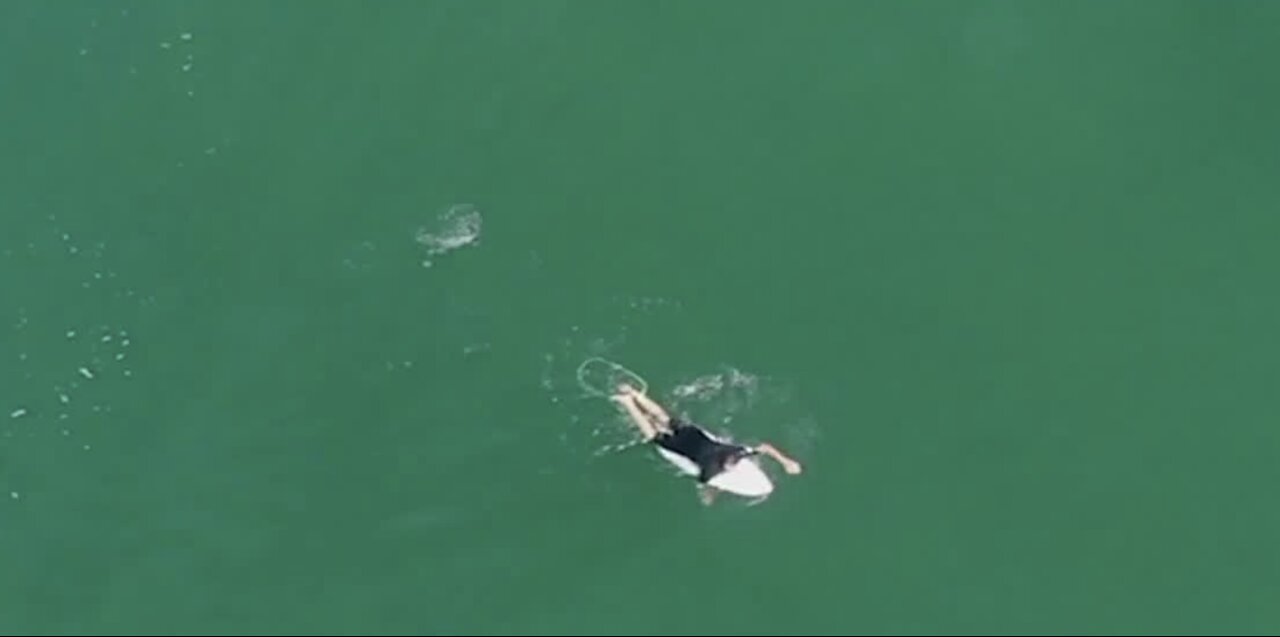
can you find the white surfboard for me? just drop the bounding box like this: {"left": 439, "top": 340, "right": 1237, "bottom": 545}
{"left": 707, "top": 457, "right": 774, "bottom": 498}
{"left": 656, "top": 447, "right": 775, "bottom": 498}
{"left": 656, "top": 447, "right": 701, "bottom": 478}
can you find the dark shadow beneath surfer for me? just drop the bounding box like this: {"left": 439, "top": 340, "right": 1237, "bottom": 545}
{"left": 612, "top": 383, "right": 802, "bottom": 504}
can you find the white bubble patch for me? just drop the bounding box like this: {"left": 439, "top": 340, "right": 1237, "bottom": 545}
{"left": 416, "top": 204, "right": 482, "bottom": 266}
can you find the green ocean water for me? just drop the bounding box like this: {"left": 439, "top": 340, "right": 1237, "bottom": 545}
{"left": 2, "top": 1, "right": 1278, "bottom": 634}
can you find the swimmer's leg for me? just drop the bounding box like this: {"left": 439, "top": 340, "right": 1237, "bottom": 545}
{"left": 623, "top": 386, "right": 673, "bottom": 431}
{"left": 613, "top": 394, "right": 659, "bottom": 441}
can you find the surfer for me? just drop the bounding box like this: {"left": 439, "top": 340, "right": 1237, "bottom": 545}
{"left": 611, "top": 383, "right": 802, "bottom": 504}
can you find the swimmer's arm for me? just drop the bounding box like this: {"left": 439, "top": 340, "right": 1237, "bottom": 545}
{"left": 755, "top": 443, "right": 803, "bottom": 475}
{"left": 699, "top": 484, "right": 717, "bottom": 506}
{"left": 613, "top": 394, "right": 659, "bottom": 441}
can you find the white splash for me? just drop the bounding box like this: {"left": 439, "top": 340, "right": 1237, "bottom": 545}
{"left": 415, "top": 204, "right": 482, "bottom": 260}
{"left": 672, "top": 367, "right": 758, "bottom": 402}
{"left": 727, "top": 367, "right": 759, "bottom": 391}
{"left": 672, "top": 374, "right": 725, "bottom": 400}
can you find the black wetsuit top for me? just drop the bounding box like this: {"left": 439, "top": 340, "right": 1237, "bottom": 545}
{"left": 653, "top": 419, "right": 756, "bottom": 483}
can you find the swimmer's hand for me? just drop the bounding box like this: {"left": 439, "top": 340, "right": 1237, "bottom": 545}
{"left": 615, "top": 383, "right": 639, "bottom": 396}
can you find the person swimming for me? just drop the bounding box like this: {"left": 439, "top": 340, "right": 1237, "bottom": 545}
{"left": 611, "top": 383, "right": 802, "bottom": 504}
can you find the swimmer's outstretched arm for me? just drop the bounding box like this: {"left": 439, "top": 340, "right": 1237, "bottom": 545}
{"left": 613, "top": 394, "right": 659, "bottom": 441}
{"left": 620, "top": 385, "right": 672, "bottom": 428}
{"left": 755, "top": 443, "right": 803, "bottom": 475}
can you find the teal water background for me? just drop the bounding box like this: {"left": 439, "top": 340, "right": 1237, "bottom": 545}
{"left": 2, "top": 2, "right": 1278, "bottom": 634}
